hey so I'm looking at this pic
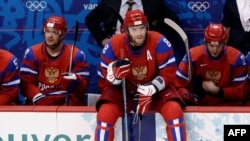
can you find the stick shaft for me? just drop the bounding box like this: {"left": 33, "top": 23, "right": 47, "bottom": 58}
{"left": 68, "top": 20, "right": 79, "bottom": 73}
{"left": 120, "top": 49, "right": 129, "bottom": 141}
{"left": 65, "top": 21, "right": 79, "bottom": 106}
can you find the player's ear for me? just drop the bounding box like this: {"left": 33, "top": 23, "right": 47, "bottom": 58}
{"left": 59, "top": 31, "right": 66, "bottom": 40}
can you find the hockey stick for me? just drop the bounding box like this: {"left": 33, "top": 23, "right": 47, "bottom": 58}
{"left": 108, "top": 4, "right": 126, "bottom": 33}
{"left": 108, "top": 4, "right": 124, "bottom": 24}
{"left": 164, "top": 18, "right": 191, "bottom": 83}
{"left": 69, "top": 20, "right": 79, "bottom": 73}
{"left": 120, "top": 49, "right": 129, "bottom": 141}
{"left": 108, "top": 4, "right": 129, "bottom": 140}
{"left": 64, "top": 20, "right": 79, "bottom": 106}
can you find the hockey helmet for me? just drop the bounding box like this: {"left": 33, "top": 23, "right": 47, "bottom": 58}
{"left": 43, "top": 16, "right": 67, "bottom": 32}
{"left": 123, "top": 9, "right": 148, "bottom": 27}
{"left": 204, "top": 23, "right": 226, "bottom": 45}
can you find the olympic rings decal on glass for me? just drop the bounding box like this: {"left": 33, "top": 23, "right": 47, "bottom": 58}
{"left": 26, "top": 1, "right": 47, "bottom": 11}
{"left": 188, "top": 1, "right": 210, "bottom": 12}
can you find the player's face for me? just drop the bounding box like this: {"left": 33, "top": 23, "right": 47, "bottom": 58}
{"left": 44, "top": 27, "right": 63, "bottom": 49}
{"left": 128, "top": 24, "right": 147, "bottom": 46}
{"left": 206, "top": 42, "right": 224, "bottom": 57}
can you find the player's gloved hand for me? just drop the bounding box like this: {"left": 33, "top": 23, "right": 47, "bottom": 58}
{"left": 137, "top": 76, "right": 165, "bottom": 96}
{"left": 181, "top": 93, "right": 199, "bottom": 105}
{"left": 106, "top": 58, "right": 131, "bottom": 85}
{"left": 33, "top": 93, "right": 54, "bottom": 106}
{"left": 61, "top": 72, "right": 77, "bottom": 80}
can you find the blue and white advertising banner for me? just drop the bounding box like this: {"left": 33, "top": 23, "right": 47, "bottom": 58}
{"left": 0, "top": 108, "right": 250, "bottom": 141}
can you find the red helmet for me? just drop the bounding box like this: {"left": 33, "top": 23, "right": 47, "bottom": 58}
{"left": 43, "top": 16, "right": 67, "bottom": 32}
{"left": 204, "top": 23, "right": 226, "bottom": 44}
{"left": 123, "top": 9, "right": 148, "bottom": 27}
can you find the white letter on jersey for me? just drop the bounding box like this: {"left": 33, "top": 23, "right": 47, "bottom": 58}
{"left": 147, "top": 50, "right": 153, "bottom": 61}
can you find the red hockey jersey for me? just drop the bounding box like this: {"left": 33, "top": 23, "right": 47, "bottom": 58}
{"left": 97, "top": 31, "right": 185, "bottom": 111}
{"left": 20, "top": 43, "right": 89, "bottom": 105}
{"left": 175, "top": 45, "right": 248, "bottom": 106}
{"left": 0, "top": 49, "right": 20, "bottom": 105}
{"left": 99, "top": 31, "right": 176, "bottom": 93}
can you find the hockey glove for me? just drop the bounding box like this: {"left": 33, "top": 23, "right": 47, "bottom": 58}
{"left": 61, "top": 72, "right": 77, "bottom": 80}
{"left": 137, "top": 76, "right": 165, "bottom": 96}
{"left": 106, "top": 58, "right": 131, "bottom": 85}
{"left": 181, "top": 93, "right": 199, "bottom": 105}
{"left": 61, "top": 72, "right": 79, "bottom": 93}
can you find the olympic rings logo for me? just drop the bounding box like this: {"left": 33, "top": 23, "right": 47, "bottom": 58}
{"left": 26, "top": 1, "right": 47, "bottom": 11}
{"left": 188, "top": 1, "right": 210, "bottom": 12}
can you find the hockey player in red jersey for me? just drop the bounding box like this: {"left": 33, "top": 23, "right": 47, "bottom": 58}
{"left": 20, "top": 16, "right": 89, "bottom": 106}
{"left": 95, "top": 9, "right": 186, "bottom": 141}
{"left": 0, "top": 49, "right": 20, "bottom": 105}
{"left": 174, "top": 23, "right": 248, "bottom": 106}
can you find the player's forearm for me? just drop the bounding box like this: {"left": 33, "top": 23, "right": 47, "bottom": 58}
{"left": 222, "top": 84, "right": 248, "bottom": 101}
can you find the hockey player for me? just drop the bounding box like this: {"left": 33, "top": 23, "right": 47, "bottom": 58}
{"left": 0, "top": 49, "right": 20, "bottom": 105}
{"left": 95, "top": 9, "right": 186, "bottom": 141}
{"left": 174, "top": 23, "right": 248, "bottom": 106}
{"left": 20, "top": 16, "right": 89, "bottom": 106}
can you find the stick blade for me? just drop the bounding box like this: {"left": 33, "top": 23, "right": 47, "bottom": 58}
{"left": 164, "top": 18, "right": 187, "bottom": 42}
{"left": 164, "top": 18, "right": 192, "bottom": 83}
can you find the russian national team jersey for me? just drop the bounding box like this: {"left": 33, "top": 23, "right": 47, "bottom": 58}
{"left": 175, "top": 45, "right": 248, "bottom": 105}
{"left": 98, "top": 31, "right": 177, "bottom": 92}
{"left": 0, "top": 49, "right": 20, "bottom": 105}
{"left": 20, "top": 42, "right": 89, "bottom": 105}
